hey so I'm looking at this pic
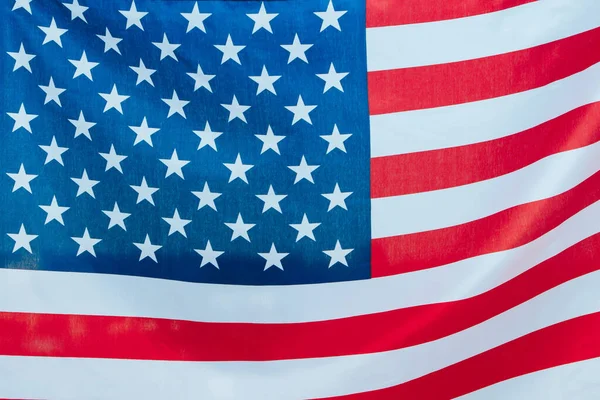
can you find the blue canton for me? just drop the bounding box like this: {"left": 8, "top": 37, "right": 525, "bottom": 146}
{"left": 0, "top": 0, "right": 371, "bottom": 285}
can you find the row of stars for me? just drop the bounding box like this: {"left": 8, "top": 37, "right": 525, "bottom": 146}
{"left": 6, "top": 222, "right": 353, "bottom": 270}
{"left": 22, "top": 26, "right": 344, "bottom": 69}
{"left": 6, "top": 161, "right": 352, "bottom": 211}
{"left": 13, "top": 0, "right": 347, "bottom": 35}
{"left": 15, "top": 199, "right": 343, "bottom": 243}
{"left": 9, "top": 42, "right": 349, "bottom": 93}
{"left": 9, "top": 103, "right": 351, "bottom": 156}
{"left": 6, "top": 142, "right": 352, "bottom": 189}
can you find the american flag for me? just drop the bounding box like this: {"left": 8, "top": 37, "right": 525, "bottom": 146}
{"left": 2, "top": 0, "right": 600, "bottom": 398}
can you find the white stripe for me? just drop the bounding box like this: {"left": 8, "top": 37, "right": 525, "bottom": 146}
{"left": 458, "top": 357, "right": 600, "bottom": 400}
{"left": 370, "top": 62, "right": 600, "bottom": 158}
{"left": 366, "top": 0, "right": 600, "bottom": 71}
{"left": 2, "top": 271, "right": 600, "bottom": 399}
{"left": 0, "top": 201, "right": 599, "bottom": 324}
{"left": 372, "top": 141, "right": 600, "bottom": 238}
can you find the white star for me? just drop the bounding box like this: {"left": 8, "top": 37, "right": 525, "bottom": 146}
{"left": 7, "top": 164, "right": 37, "bottom": 193}
{"left": 133, "top": 235, "right": 162, "bottom": 262}
{"left": 192, "top": 182, "right": 221, "bottom": 211}
{"left": 187, "top": 64, "right": 215, "bottom": 92}
{"left": 314, "top": 0, "right": 347, "bottom": 32}
{"left": 221, "top": 95, "right": 250, "bottom": 123}
{"left": 7, "top": 104, "right": 37, "bottom": 133}
{"left": 323, "top": 240, "right": 353, "bottom": 267}
{"left": 129, "top": 117, "right": 159, "bottom": 146}
{"left": 214, "top": 34, "right": 245, "bottom": 65}
{"left": 256, "top": 185, "right": 286, "bottom": 213}
{"left": 63, "top": 0, "right": 88, "bottom": 22}
{"left": 152, "top": 33, "right": 180, "bottom": 61}
{"left": 181, "top": 2, "right": 211, "bottom": 33}
{"left": 39, "top": 196, "right": 69, "bottom": 225}
{"left": 7, "top": 43, "right": 35, "bottom": 72}
{"left": 193, "top": 121, "right": 222, "bottom": 151}
{"left": 97, "top": 27, "right": 122, "bottom": 54}
{"left": 281, "top": 34, "right": 313, "bottom": 64}
{"left": 321, "top": 124, "right": 352, "bottom": 153}
{"left": 290, "top": 214, "right": 321, "bottom": 242}
{"left": 7, "top": 225, "right": 37, "bottom": 254}
{"left": 69, "top": 111, "right": 96, "bottom": 140}
{"left": 322, "top": 183, "right": 352, "bottom": 211}
{"left": 316, "top": 63, "right": 348, "bottom": 93}
{"left": 39, "top": 136, "right": 68, "bottom": 165}
{"left": 71, "top": 228, "right": 101, "bottom": 257}
{"left": 194, "top": 240, "right": 224, "bottom": 268}
{"left": 99, "top": 84, "right": 129, "bottom": 114}
{"left": 133, "top": 234, "right": 162, "bottom": 263}
{"left": 102, "top": 202, "right": 130, "bottom": 230}
{"left": 38, "top": 18, "right": 68, "bottom": 47}
{"left": 39, "top": 77, "right": 66, "bottom": 106}
{"left": 12, "top": 0, "right": 32, "bottom": 14}
{"left": 224, "top": 154, "right": 253, "bottom": 183}
{"left": 162, "top": 209, "right": 192, "bottom": 237}
{"left": 247, "top": 3, "right": 278, "bottom": 34}
{"left": 259, "top": 243, "right": 288, "bottom": 271}
{"left": 159, "top": 149, "right": 190, "bottom": 179}
{"left": 255, "top": 125, "right": 285, "bottom": 155}
{"left": 130, "top": 177, "right": 158, "bottom": 205}
{"left": 285, "top": 95, "right": 317, "bottom": 125}
{"left": 119, "top": 0, "right": 147, "bottom": 30}
{"left": 162, "top": 90, "right": 189, "bottom": 118}
{"left": 71, "top": 169, "right": 99, "bottom": 198}
{"left": 225, "top": 213, "right": 255, "bottom": 242}
{"left": 130, "top": 59, "right": 156, "bottom": 86}
{"left": 99, "top": 144, "right": 127, "bottom": 173}
{"left": 69, "top": 51, "right": 98, "bottom": 80}
{"left": 249, "top": 66, "right": 280, "bottom": 95}
{"left": 288, "top": 156, "right": 319, "bottom": 184}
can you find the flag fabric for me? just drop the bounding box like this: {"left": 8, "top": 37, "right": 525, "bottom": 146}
{"left": 1, "top": 0, "right": 600, "bottom": 398}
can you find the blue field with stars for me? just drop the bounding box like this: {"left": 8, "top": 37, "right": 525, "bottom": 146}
{"left": 0, "top": 0, "right": 371, "bottom": 285}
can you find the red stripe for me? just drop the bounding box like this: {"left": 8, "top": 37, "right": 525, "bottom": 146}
{"left": 368, "top": 26, "right": 600, "bottom": 114}
{"left": 371, "top": 102, "right": 600, "bottom": 198}
{"left": 366, "top": 0, "right": 534, "bottom": 27}
{"left": 372, "top": 170, "right": 600, "bottom": 277}
{"left": 324, "top": 312, "right": 600, "bottom": 399}
{"left": 0, "top": 233, "right": 598, "bottom": 361}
